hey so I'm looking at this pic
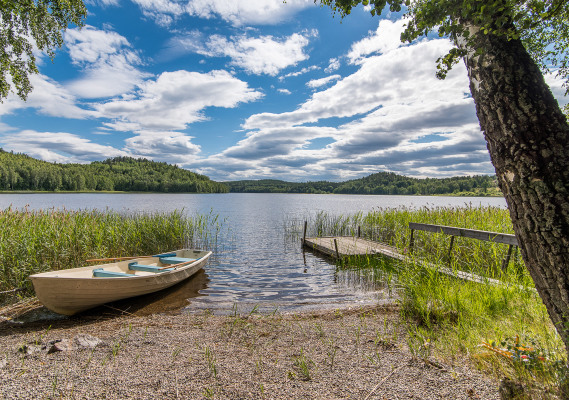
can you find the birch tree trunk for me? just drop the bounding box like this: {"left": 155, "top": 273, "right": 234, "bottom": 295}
{"left": 459, "top": 26, "right": 569, "bottom": 353}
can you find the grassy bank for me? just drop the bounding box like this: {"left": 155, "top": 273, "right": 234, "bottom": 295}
{"left": 0, "top": 207, "right": 221, "bottom": 303}
{"left": 298, "top": 206, "right": 567, "bottom": 397}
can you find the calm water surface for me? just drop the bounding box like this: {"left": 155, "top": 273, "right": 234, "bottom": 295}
{"left": 0, "top": 193, "right": 507, "bottom": 315}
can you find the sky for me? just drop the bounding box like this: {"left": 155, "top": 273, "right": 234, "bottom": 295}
{"left": 1, "top": 0, "right": 567, "bottom": 182}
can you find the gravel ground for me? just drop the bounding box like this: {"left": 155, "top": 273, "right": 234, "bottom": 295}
{"left": 0, "top": 304, "right": 499, "bottom": 399}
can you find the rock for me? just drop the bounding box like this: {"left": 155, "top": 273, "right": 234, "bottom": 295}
{"left": 47, "top": 334, "right": 103, "bottom": 353}
{"left": 499, "top": 378, "right": 525, "bottom": 400}
{"left": 17, "top": 344, "right": 43, "bottom": 355}
{"left": 47, "top": 339, "right": 74, "bottom": 353}
{"left": 73, "top": 334, "right": 103, "bottom": 349}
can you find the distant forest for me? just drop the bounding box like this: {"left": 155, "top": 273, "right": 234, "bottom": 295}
{"left": 0, "top": 149, "right": 499, "bottom": 196}
{"left": 226, "top": 173, "right": 500, "bottom": 196}
{"left": 0, "top": 150, "right": 228, "bottom": 193}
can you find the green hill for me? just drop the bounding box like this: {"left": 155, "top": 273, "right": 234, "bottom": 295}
{"left": 226, "top": 172, "right": 500, "bottom": 196}
{"left": 0, "top": 149, "right": 499, "bottom": 196}
{"left": 0, "top": 150, "right": 228, "bottom": 193}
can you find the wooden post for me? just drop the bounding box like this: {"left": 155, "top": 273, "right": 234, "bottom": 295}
{"left": 448, "top": 236, "right": 455, "bottom": 262}
{"left": 409, "top": 229, "right": 415, "bottom": 253}
{"left": 501, "top": 244, "right": 514, "bottom": 271}
{"left": 302, "top": 221, "right": 307, "bottom": 245}
{"left": 334, "top": 238, "right": 340, "bottom": 259}
{"left": 358, "top": 226, "right": 361, "bottom": 238}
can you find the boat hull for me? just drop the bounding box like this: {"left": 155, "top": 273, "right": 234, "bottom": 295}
{"left": 29, "top": 249, "right": 211, "bottom": 316}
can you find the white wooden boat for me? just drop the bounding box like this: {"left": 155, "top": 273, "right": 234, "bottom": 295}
{"left": 29, "top": 249, "right": 211, "bottom": 316}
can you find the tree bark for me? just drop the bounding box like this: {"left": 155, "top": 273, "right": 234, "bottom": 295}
{"left": 459, "top": 26, "right": 569, "bottom": 353}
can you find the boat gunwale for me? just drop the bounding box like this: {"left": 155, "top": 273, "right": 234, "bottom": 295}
{"left": 29, "top": 250, "right": 212, "bottom": 280}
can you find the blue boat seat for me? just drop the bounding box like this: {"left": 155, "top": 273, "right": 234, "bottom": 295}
{"left": 154, "top": 252, "right": 177, "bottom": 258}
{"left": 93, "top": 268, "right": 131, "bottom": 278}
{"left": 158, "top": 257, "right": 196, "bottom": 265}
{"left": 128, "top": 262, "right": 173, "bottom": 273}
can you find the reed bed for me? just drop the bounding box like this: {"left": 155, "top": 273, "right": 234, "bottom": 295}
{"left": 292, "top": 206, "right": 567, "bottom": 396}
{"left": 296, "top": 206, "right": 529, "bottom": 282}
{"left": 0, "top": 207, "right": 221, "bottom": 304}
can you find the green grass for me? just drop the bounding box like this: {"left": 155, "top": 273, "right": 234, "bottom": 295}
{"left": 0, "top": 207, "right": 221, "bottom": 303}
{"left": 294, "top": 206, "right": 567, "bottom": 396}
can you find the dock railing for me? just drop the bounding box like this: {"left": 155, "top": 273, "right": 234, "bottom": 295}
{"left": 408, "top": 222, "right": 518, "bottom": 271}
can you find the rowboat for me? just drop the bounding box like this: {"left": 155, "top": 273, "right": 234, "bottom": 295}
{"left": 29, "top": 249, "right": 211, "bottom": 316}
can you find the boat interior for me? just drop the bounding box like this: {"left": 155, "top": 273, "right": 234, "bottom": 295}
{"left": 92, "top": 251, "right": 204, "bottom": 278}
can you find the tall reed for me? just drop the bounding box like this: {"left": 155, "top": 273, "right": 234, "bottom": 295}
{"left": 0, "top": 207, "right": 221, "bottom": 302}
{"left": 295, "top": 206, "right": 529, "bottom": 282}
{"left": 294, "top": 206, "right": 566, "bottom": 394}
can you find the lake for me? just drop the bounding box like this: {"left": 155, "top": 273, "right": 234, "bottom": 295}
{"left": 0, "top": 193, "right": 507, "bottom": 315}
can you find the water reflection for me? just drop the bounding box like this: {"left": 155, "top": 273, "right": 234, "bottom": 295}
{"left": 97, "top": 269, "right": 210, "bottom": 316}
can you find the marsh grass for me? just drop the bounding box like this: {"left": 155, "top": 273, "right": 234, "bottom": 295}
{"left": 0, "top": 207, "right": 222, "bottom": 304}
{"left": 291, "top": 206, "right": 567, "bottom": 395}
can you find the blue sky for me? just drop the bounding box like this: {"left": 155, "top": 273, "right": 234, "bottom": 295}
{"left": 1, "top": 0, "right": 567, "bottom": 182}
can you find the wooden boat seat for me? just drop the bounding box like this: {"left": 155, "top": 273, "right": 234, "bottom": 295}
{"left": 92, "top": 268, "right": 131, "bottom": 278}
{"left": 128, "top": 262, "right": 173, "bottom": 273}
{"left": 158, "top": 257, "right": 196, "bottom": 264}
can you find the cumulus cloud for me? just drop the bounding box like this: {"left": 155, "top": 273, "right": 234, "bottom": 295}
{"left": 544, "top": 71, "right": 569, "bottom": 108}
{"left": 244, "top": 40, "right": 460, "bottom": 130}
{"left": 278, "top": 88, "right": 292, "bottom": 95}
{"left": 131, "top": 0, "right": 314, "bottom": 27}
{"left": 124, "top": 131, "right": 201, "bottom": 163}
{"left": 0, "top": 74, "right": 92, "bottom": 119}
{"left": 210, "top": 32, "right": 315, "bottom": 75}
{"left": 307, "top": 74, "right": 341, "bottom": 89}
{"left": 64, "top": 26, "right": 150, "bottom": 98}
{"left": 95, "top": 69, "right": 263, "bottom": 132}
{"left": 204, "top": 18, "right": 491, "bottom": 181}
{"left": 85, "top": 0, "right": 119, "bottom": 6}
{"left": 167, "top": 31, "right": 316, "bottom": 76}
{"left": 347, "top": 18, "right": 408, "bottom": 64}
{"left": 280, "top": 65, "right": 320, "bottom": 80}
{"left": 325, "top": 58, "right": 340, "bottom": 73}
{"left": 0, "top": 130, "right": 127, "bottom": 163}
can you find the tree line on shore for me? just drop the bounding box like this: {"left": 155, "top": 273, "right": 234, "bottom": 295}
{"left": 0, "top": 149, "right": 499, "bottom": 196}
{"left": 225, "top": 173, "right": 499, "bottom": 196}
{"left": 0, "top": 150, "right": 228, "bottom": 193}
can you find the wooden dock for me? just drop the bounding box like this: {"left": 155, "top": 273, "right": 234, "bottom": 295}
{"left": 302, "top": 235, "right": 526, "bottom": 288}
{"left": 302, "top": 236, "right": 404, "bottom": 260}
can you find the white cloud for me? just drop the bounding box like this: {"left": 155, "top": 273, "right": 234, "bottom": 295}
{"left": 65, "top": 26, "right": 129, "bottom": 63}
{"left": 203, "top": 19, "right": 491, "bottom": 180}
{"left": 325, "top": 57, "right": 340, "bottom": 73}
{"left": 307, "top": 74, "right": 341, "bottom": 89}
{"left": 544, "top": 71, "right": 569, "bottom": 108}
{"left": 64, "top": 26, "right": 150, "bottom": 98}
{"left": 0, "top": 130, "right": 127, "bottom": 163}
{"left": 278, "top": 88, "right": 292, "bottom": 95}
{"left": 347, "top": 18, "right": 408, "bottom": 64}
{"left": 125, "top": 131, "right": 201, "bottom": 162}
{"left": 131, "top": 0, "right": 314, "bottom": 27}
{"left": 95, "top": 69, "right": 263, "bottom": 132}
{"left": 85, "top": 0, "right": 119, "bottom": 6}
{"left": 171, "top": 31, "right": 316, "bottom": 76}
{"left": 244, "top": 39, "right": 461, "bottom": 130}
{"left": 280, "top": 65, "right": 320, "bottom": 80}
{"left": 0, "top": 74, "right": 92, "bottom": 119}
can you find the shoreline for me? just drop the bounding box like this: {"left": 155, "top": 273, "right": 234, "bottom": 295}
{"left": 0, "top": 190, "right": 503, "bottom": 197}
{"left": 0, "top": 304, "right": 500, "bottom": 399}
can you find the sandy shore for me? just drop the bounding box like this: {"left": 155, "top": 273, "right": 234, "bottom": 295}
{"left": 0, "top": 304, "right": 499, "bottom": 399}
